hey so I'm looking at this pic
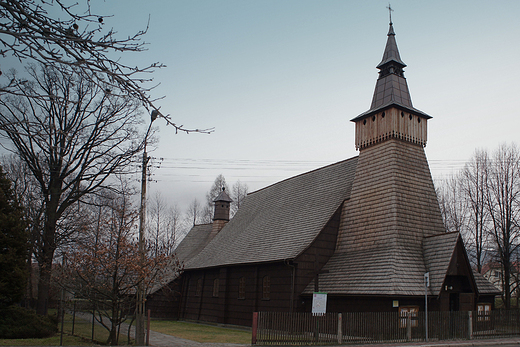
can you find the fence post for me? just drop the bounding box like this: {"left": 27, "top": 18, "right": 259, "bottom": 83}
{"left": 252, "top": 312, "right": 258, "bottom": 345}
{"left": 468, "top": 311, "right": 473, "bottom": 339}
{"left": 407, "top": 312, "right": 412, "bottom": 341}
{"left": 337, "top": 313, "right": 342, "bottom": 344}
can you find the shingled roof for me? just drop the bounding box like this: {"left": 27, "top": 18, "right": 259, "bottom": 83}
{"left": 304, "top": 140, "right": 446, "bottom": 296}
{"left": 424, "top": 232, "right": 460, "bottom": 296}
{"left": 424, "top": 232, "right": 500, "bottom": 296}
{"left": 185, "top": 157, "right": 358, "bottom": 270}
{"left": 473, "top": 271, "right": 501, "bottom": 295}
{"left": 175, "top": 223, "right": 214, "bottom": 263}
{"left": 149, "top": 223, "right": 214, "bottom": 294}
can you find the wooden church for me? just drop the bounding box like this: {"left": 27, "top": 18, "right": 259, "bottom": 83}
{"left": 148, "top": 21, "right": 498, "bottom": 326}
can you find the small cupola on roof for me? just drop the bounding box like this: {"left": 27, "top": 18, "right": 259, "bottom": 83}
{"left": 211, "top": 187, "right": 233, "bottom": 235}
{"left": 213, "top": 187, "right": 233, "bottom": 221}
{"left": 351, "top": 20, "right": 431, "bottom": 150}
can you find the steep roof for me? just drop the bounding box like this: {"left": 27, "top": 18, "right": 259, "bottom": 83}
{"left": 424, "top": 232, "right": 460, "bottom": 295}
{"left": 185, "top": 157, "right": 358, "bottom": 270}
{"left": 174, "top": 223, "right": 214, "bottom": 263}
{"left": 424, "top": 232, "right": 500, "bottom": 296}
{"left": 352, "top": 23, "right": 430, "bottom": 121}
{"left": 305, "top": 140, "right": 446, "bottom": 296}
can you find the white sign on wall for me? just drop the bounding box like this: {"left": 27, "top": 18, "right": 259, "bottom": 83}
{"left": 312, "top": 292, "right": 327, "bottom": 315}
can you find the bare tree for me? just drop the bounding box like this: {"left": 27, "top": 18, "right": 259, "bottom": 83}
{"left": 461, "top": 149, "right": 490, "bottom": 273}
{"left": 0, "top": 0, "right": 160, "bottom": 110}
{"left": 165, "top": 204, "right": 182, "bottom": 250}
{"left": 486, "top": 143, "right": 520, "bottom": 308}
{"left": 62, "top": 181, "right": 173, "bottom": 345}
{"left": 147, "top": 191, "right": 166, "bottom": 258}
{"left": 0, "top": 0, "right": 215, "bottom": 134}
{"left": 231, "top": 179, "right": 248, "bottom": 217}
{"left": 146, "top": 193, "right": 182, "bottom": 251}
{"left": 185, "top": 198, "right": 204, "bottom": 227}
{"left": 436, "top": 174, "right": 467, "bottom": 234}
{"left": 0, "top": 64, "right": 144, "bottom": 315}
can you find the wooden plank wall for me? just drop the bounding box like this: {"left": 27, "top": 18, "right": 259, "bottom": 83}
{"left": 355, "top": 108, "right": 427, "bottom": 150}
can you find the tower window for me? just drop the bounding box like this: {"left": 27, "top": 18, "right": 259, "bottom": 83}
{"left": 409, "top": 114, "right": 413, "bottom": 120}
{"left": 363, "top": 119, "right": 367, "bottom": 125}
{"left": 418, "top": 118, "right": 421, "bottom": 123}
{"left": 372, "top": 116, "right": 376, "bottom": 122}
{"left": 382, "top": 112, "right": 385, "bottom": 118}
{"left": 401, "top": 112, "right": 404, "bottom": 118}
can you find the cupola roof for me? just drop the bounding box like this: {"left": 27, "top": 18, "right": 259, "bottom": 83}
{"left": 214, "top": 187, "right": 233, "bottom": 203}
{"left": 352, "top": 22, "right": 430, "bottom": 121}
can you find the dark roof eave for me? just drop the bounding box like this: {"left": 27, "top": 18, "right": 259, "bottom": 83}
{"left": 351, "top": 102, "right": 432, "bottom": 122}
{"left": 376, "top": 59, "right": 406, "bottom": 70}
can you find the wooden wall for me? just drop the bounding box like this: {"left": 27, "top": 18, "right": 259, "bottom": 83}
{"left": 355, "top": 107, "right": 428, "bottom": 150}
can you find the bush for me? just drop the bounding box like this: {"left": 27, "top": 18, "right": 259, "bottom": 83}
{"left": 0, "top": 305, "right": 57, "bottom": 338}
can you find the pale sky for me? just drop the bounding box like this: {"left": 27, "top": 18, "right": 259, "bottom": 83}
{"left": 13, "top": 1, "right": 520, "bottom": 212}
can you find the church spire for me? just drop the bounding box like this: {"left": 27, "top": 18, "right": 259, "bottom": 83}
{"left": 351, "top": 17, "right": 431, "bottom": 150}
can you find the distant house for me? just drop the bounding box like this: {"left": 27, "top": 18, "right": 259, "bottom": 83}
{"left": 482, "top": 262, "right": 520, "bottom": 299}
{"left": 147, "top": 21, "right": 499, "bottom": 326}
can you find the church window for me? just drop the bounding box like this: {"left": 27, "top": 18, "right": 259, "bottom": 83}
{"left": 213, "top": 278, "right": 219, "bottom": 297}
{"left": 409, "top": 114, "right": 413, "bottom": 120}
{"left": 196, "top": 278, "right": 203, "bottom": 297}
{"left": 363, "top": 119, "right": 367, "bottom": 125}
{"left": 238, "top": 277, "right": 246, "bottom": 299}
{"left": 382, "top": 112, "right": 385, "bottom": 118}
{"left": 401, "top": 112, "right": 404, "bottom": 117}
{"left": 372, "top": 116, "right": 376, "bottom": 122}
{"left": 477, "top": 303, "right": 491, "bottom": 321}
{"left": 418, "top": 117, "right": 421, "bottom": 123}
{"left": 262, "top": 276, "right": 271, "bottom": 300}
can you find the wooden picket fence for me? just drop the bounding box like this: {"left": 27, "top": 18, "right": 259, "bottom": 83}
{"left": 251, "top": 310, "right": 520, "bottom": 345}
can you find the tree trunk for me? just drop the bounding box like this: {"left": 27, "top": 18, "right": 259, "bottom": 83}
{"left": 36, "top": 258, "right": 52, "bottom": 315}
{"left": 36, "top": 198, "right": 59, "bottom": 315}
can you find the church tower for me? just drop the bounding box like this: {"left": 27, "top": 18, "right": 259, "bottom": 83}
{"left": 351, "top": 21, "right": 431, "bottom": 150}
{"left": 317, "top": 20, "right": 447, "bottom": 301}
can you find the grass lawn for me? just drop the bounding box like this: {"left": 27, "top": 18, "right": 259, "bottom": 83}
{"left": 1, "top": 312, "right": 251, "bottom": 345}
{"left": 150, "top": 320, "right": 251, "bottom": 344}
{"left": 0, "top": 312, "right": 132, "bottom": 346}
{"left": 0, "top": 334, "right": 92, "bottom": 346}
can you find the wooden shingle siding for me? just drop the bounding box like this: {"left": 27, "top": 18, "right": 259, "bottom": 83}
{"left": 313, "top": 139, "right": 445, "bottom": 296}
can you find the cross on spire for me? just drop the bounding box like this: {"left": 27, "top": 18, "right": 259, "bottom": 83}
{"left": 386, "top": 3, "right": 394, "bottom": 25}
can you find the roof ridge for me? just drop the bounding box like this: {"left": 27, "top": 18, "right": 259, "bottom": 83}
{"left": 248, "top": 156, "right": 358, "bottom": 196}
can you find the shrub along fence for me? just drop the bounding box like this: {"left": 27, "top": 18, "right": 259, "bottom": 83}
{"left": 251, "top": 310, "right": 520, "bottom": 345}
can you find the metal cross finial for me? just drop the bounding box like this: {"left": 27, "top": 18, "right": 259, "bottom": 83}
{"left": 387, "top": 3, "right": 394, "bottom": 24}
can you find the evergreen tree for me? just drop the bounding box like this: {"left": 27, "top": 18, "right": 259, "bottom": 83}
{"left": 0, "top": 165, "right": 28, "bottom": 308}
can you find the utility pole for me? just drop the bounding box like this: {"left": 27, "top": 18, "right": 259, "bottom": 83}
{"left": 136, "top": 111, "right": 157, "bottom": 345}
